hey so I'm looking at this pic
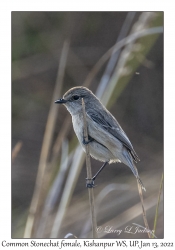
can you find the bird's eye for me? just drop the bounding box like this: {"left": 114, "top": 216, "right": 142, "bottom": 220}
{"left": 73, "top": 95, "right": 79, "bottom": 100}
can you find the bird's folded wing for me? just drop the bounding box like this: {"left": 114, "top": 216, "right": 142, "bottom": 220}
{"left": 86, "top": 110, "right": 139, "bottom": 162}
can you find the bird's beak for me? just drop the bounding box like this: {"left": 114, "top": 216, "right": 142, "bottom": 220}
{"left": 55, "top": 98, "right": 67, "bottom": 104}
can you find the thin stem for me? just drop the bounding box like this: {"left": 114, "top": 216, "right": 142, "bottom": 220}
{"left": 137, "top": 180, "right": 151, "bottom": 238}
{"left": 152, "top": 173, "right": 163, "bottom": 238}
{"left": 82, "top": 98, "right": 98, "bottom": 238}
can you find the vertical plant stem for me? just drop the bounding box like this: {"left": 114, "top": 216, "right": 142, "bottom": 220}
{"left": 24, "top": 40, "right": 70, "bottom": 238}
{"left": 82, "top": 98, "right": 98, "bottom": 238}
{"left": 137, "top": 180, "right": 151, "bottom": 238}
{"left": 152, "top": 173, "right": 163, "bottom": 238}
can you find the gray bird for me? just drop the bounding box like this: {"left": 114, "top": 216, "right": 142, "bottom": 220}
{"left": 55, "top": 86, "right": 145, "bottom": 191}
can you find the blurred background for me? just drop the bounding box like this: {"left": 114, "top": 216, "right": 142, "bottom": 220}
{"left": 12, "top": 12, "right": 163, "bottom": 239}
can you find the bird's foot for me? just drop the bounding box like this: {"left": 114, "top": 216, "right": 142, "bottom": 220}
{"left": 86, "top": 178, "right": 96, "bottom": 188}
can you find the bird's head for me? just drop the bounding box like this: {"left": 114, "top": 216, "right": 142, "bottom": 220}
{"left": 55, "top": 86, "right": 97, "bottom": 115}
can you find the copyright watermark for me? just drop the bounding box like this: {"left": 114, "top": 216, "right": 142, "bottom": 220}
{"left": 96, "top": 226, "right": 122, "bottom": 235}
{"left": 96, "top": 223, "right": 156, "bottom": 238}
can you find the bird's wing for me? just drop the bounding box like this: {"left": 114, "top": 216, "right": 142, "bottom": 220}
{"left": 86, "top": 109, "right": 139, "bottom": 162}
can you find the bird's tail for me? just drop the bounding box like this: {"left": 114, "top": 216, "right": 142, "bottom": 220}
{"left": 122, "top": 147, "right": 146, "bottom": 192}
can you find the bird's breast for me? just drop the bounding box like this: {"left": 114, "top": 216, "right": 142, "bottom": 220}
{"left": 72, "top": 114, "right": 84, "bottom": 143}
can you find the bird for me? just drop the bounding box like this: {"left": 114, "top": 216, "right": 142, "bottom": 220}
{"left": 55, "top": 86, "right": 145, "bottom": 191}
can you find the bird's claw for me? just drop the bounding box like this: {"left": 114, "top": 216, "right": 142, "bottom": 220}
{"left": 82, "top": 136, "right": 94, "bottom": 145}
{"left": 86, "top": 178, "right": 96, "bottom": 188}
{"left": 83, "top": 138, "right": 90, "bottom": 145}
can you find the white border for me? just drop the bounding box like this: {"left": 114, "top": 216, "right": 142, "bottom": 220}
{"left": 0, "top": 0, "right": 175, "bottom": 247}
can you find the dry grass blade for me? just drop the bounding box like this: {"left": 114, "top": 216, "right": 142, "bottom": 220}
{"left": 84, "top": 26, "right": 163, "bottom": 89}
{"left": 24, "top": 40, "right": 70, "bottom": 238}
{"left": 137, "top": 180, "right": 151, "bottom": 238}
{"left": 36, "top": 140, "right": 70, "bottom": 238}
{"left": 50, "top": 145, "right": 85, "bottom": 238}
{"left": 96, "top": 12, "right": 136, "bottom": 98}
{"left": 82, "top": 98, "right": 98, "bottom": 238}
{"left": 64, "top": 233, "right": 77, "bottom": 238}
{"left": 152, "top": 173, "right": 163, "bottom": 238}
{"left": 12, "top": 141, "right": 23, "bottom": 163}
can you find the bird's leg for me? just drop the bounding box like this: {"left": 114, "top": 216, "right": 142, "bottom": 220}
{"left": 86, "top": 161, "right": 109, "bottom": 188}
{"left": 92, "top": 161, "right": 109, "bottom": 181}
{"left": 82, "top": 135, "right": 94, "bottom": 145}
